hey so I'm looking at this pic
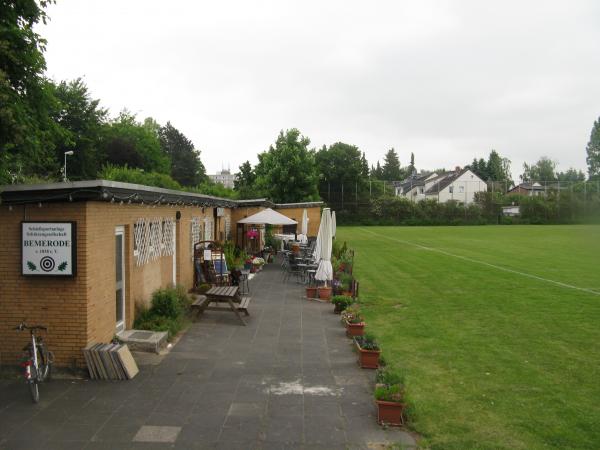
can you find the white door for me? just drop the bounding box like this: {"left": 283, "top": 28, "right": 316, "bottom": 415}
{"left": 172, "top": 225, "right": 177, "bottom": 285}
{"left": 115, "top": 226, "right": 125, "bottom": 333}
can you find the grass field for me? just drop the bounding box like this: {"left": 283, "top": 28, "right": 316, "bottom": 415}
{"left": 336, "top": 225, "right": 600, "bottom": 450}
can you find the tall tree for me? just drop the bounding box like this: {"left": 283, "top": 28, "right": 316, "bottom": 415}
{"left": 49, "top": 78, "right": 107, "bottom": 180}
{"left": 254, "top": 129, "right": 319, "bottom": 203}
{"left": 407, "top": 152, "right": 416, "bottom": 177}
{"left": 557, "top": 168, "right": 586, "bottom": 182}
{"left": 381, "top": 148, "right": 402, "bottom": 181}
{"left": 316, "top": 142, "right": 362, "bottom": 186}
{"left": 360, "top": 152, "right": 370, "bottom": 177}
{"left": 158, "top": 122, "right": 206, "bottom": 186}
{"left": 234, "top": 160, "right": 260, "bottom": 199}
{"left": 486, "top": 150, "right": 512, "bottom": 183}
{"left": 521, "top": 157, "right": 557, "bottom": 182}
{"left": 586, "top": 117, "right": 600, "bottom": 179}
{"left": 0, "top": 0, "right": 61, "bottom": 183}
{"left": 101, "top": 111, "right": 170, "bottom": 173}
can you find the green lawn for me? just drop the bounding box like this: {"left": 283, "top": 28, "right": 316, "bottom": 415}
{"left": 336, "top": 225, "right": 600, "bottom": 450}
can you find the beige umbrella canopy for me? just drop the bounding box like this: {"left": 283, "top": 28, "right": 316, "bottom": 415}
{"left": 315, "top": 208, "right": 333, "bottom": 284}
{"left": 237, "top": 208, "right": 297, "bottom": 225}
{"left": 298, "top": 208, "right": 309, "bottom": 244}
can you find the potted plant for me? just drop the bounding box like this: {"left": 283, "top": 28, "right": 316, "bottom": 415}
{"left": 306, "top": 284, "right": 318, "bottom": 299}
{"left": 318, "top": 283, "right": 332, "bottom": 301}
{"left": 354, "top": 333, "right": 380, "bottom": 368}
{"left": 374, "top": 369, "right": 405, "bottom": 426}
{"left": 339, "top": 273, "right": 353, "bottom": 296}
{"left": 344, "top": 305, "right": 365, "bottom": 337}
{"left": 332, "top": 295, "right": 352, "bottom": 314}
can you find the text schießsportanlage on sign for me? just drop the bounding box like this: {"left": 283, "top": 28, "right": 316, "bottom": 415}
{"left": 22, "top": 222, "right": 76, "bottom": 276}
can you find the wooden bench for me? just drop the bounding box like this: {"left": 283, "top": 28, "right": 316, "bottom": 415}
{"left": 190, "top": 294, "right": 209, "bottom": 318}
{"left": 237, "top": 296, "right": 251, "bottom": 316}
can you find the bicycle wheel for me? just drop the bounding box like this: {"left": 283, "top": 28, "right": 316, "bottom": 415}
{"left": 36, "top": 347, "right": 52, "bottom": 381}
{"left": 28, "top": 381, "right": 40, "bottom": 403}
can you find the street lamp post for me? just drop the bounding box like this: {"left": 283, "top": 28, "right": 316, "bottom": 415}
{"left": 63, "top": 151, "right": 74, "bottom": 182}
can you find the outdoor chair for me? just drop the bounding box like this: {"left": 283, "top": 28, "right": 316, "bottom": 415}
{"left": 282, "top": 253, "right": 303, "bottom": 283}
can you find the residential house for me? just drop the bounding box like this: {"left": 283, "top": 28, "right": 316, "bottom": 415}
{"left": 507, "top": 182, "right": 546, "bottom": 196}
{"left": 396, "top": 168, "right": 487, "bottom": 204}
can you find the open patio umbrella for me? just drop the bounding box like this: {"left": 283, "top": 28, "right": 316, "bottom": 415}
{"left": 315, "top": 208, "right": 333, "bottom": 284}
{"left": 331, "top": 211, "right": 336, "bottom": 239}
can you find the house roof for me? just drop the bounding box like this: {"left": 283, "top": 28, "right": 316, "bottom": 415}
{"left": 395, "top": 174, "right": 430, "bottom": 194}
{"left": 508, "top": 183, "right": 545, "bottom": 192}
{"left": 424, "top": 169, "right": 485, "bottom": 194}
{"left": 0, "top": 180, "right": 325, "bottom": 209}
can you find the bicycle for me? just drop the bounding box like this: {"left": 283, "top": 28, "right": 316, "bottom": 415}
{"left": 14, "top": 321, "right": 54, "bottom": 403}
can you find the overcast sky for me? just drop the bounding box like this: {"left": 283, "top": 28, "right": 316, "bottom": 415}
{"left": 41, "top": 0, "right": 600, "bottom": 180}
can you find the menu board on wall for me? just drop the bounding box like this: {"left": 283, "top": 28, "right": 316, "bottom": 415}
{"left": 22, "top": 222, "right": 77, "bottom": 276}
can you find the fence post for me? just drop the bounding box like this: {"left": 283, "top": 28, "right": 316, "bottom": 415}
{"left": 341, "top": 182, "right": 344, "bottom": 209}
{"left": 328, "top": 182, "right": 330, "bottom": 203}
{"left": 369, "top": 180, "right": 372, "bottom": 199}
{"left": 355, "top": 181, "right": 358, "bottom": 207}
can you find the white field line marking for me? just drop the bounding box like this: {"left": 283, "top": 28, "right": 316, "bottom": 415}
{"left": 361, "top": 228, "right": 600, "bottom": 297}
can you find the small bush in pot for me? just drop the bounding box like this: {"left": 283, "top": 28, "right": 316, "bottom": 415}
{"left": 344, "top": 304, "right": 365, "bottom": 337}
{"left": 374, "top": 371, "right": 406, "bottom": 426}
{"left": 332, "top": 295, "right": 352, "bottom": 314}
{"left": 354, "top": 333, "right": 380, "bottom": 368}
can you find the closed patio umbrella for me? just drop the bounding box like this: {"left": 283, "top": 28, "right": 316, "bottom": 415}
{"left": 315, "top": 208, "right": 333, "bottom": 284}
{"left": 298, "top": 208, "right": 308, "bottom": 244}
{"left": 331, "top": 211, "right": 336, "bottom": 239}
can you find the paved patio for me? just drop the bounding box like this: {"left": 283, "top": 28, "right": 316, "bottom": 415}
{"left": 0, "top": 262, "right": 416, "bottom": 449}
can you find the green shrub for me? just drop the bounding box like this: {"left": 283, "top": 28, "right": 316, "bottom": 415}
{"left": 151, "top": 288, "right": 183, "bottom": 319}
{"left": 332, "top": 295, "right": 353, "bottom": 307}
{"left": 355, "top": 333, "right": 379, "bottom": 350}
{"left": 376, "top": 367, "right": 404, "bottom": 385}
{"left": 374, "top": 383, "right": 404, "bottom": 402}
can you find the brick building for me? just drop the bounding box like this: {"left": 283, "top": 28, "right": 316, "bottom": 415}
{"left": 0, "top": 180, "right": 321, "bottom": 369}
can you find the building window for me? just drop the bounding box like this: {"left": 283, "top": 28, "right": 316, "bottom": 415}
{"left": 419, "top": 187, "right": 424, "bottom": 194}
{"left": 449, "top": 186, "right": 454, "bottom": 194}
{"left": 459, "top": 186, "right": 465, "bottom": 193}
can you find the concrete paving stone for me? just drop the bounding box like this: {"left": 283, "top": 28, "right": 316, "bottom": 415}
{"left": 185, "top": 412, "right": 228, "bottom": 429}
{"left": 264, "top": 415, "right": 304, "bottom": 443}
{"left": 0, "top": 439, "right": 47, "bottom": 450}
{"left": 91, "top": 424, "right": 141, "bottom": 443}
{"left": 175, "top": 422, "right": 222, "bottom": 443}
{"left": 227, "top": 402, "right": 265, "bottom": 417}
{"left": 48, "top": 422, "right": 100, "bottom": 442}
{"left": 304, "top": 414, "right": 346, "bottom": 445}
{"left": 145, "top": 411, "right": 189, "bottom": 427}
{"left": 258, "top": 441, "right": 304, "bottom": 450}
{"left": 219, "top": 415, "right": 265, "bottom": 442}
{"left": 133, "top": 425, "right": 181, "bottom": 443}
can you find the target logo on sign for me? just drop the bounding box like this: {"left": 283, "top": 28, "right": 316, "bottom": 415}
{"left": 39, "top": 256, "right": 56, "bottom": 272}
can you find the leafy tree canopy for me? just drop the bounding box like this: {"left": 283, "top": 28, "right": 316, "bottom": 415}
{"left": 556, "top": 168, "right": 586, "bottom": 182}
{"left": 521, "top": 156, "right": 558, "bottom": 182}
{"left": 381, "top": 148, "right": 402, "bottom": 181}
{"left": 101, "top": 111, "right": 170, "bottom": 174}
{"left": 158, "top": 122, "right": 206, "bottom": 186}
{"left": 0, "top": 0, "right": 60, "bottom": 183}
{"left": 316, "top": 142, "right": 362, "bottom": 186}
{"left": 468, "top": 150, "right": 512, "bottom": 184}
{"left": 234, "top": 160, "right": 261, "bottom": 199}
{"left": 586, "top": 117, "right": 600, "bottom": 178}
{"left": 50, "top": 78, "right": 108, "bottom": 180}
{"left": 254, "top": 129, "right": 319, "bottom": 203}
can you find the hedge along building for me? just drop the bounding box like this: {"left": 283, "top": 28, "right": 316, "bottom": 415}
{"left": 0, "top": 180, "right": 321, "bottom": 369}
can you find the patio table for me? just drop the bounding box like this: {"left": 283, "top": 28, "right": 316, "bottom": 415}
{"left": 205, "top": 286, "right": 248, "bottom": 325}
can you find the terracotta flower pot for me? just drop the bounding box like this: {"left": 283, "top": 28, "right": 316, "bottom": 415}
{"left": 376, "top": 400, "right": 405, "bottom": 426}
{"left": 345, "top": 321, "right": 365, "bottom": 337}
{"left": 306, "top": 286, "right": 318, "bottom": 299}
{"left": 355, "top": 339, "right": 380, "bottom": 368}
{"left": 318, "top": 287, "right": 332, "bottom": 301}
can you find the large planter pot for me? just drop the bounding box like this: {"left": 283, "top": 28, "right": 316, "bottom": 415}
{"left": 355, "top": 339, "right": 380, "bottom": 369}
{"left": 318, "top": 287, "right": 332, "bottom": 301}
{"left": 345, "top": 321, "right": 365, "bottom": 337}
{"left": 333, "top": 303, "right": 345, "bottom": 314}
{"left": 376, "top": 400, "right": 405, "bottom": 426}
{"left": 306, "top": 286, "right": 318, "bottom": 299}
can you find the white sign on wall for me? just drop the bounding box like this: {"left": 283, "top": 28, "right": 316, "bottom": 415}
{"left": 22, "top": 222, "right": 76, "bottom": 276}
